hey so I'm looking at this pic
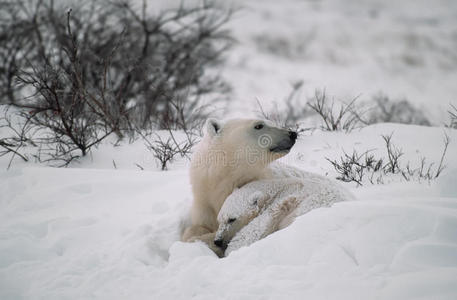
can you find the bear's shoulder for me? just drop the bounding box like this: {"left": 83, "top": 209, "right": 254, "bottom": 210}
{"left": 268, "top": 161, "right": 319, "bottom": 179}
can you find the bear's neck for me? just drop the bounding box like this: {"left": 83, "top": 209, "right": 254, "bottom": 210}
{"left": 194, "top": 162, "right": 271, "bottom": 214}
{"left": 190, "top": 141, "right": 273, "bottom": 218}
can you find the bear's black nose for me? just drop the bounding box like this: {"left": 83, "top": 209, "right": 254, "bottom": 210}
{"left": 214, "top": 239, "right": 224, "bottom": 248}
{"left": 289, "top": 131, "right": 298, "bottom": 140}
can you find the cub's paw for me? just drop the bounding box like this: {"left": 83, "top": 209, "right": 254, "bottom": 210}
{"left": 273, "top": 196, "right": 299, "bottom": 219}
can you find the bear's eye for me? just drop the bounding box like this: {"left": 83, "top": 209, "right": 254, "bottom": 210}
{"left": 254, "top": 124, "right": 264, "bottom": 130}
{"left": 228, "top": 218, "right": 236, "bottom": 223}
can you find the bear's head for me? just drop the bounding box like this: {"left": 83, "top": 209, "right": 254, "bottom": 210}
{"left": 213, "top": 188, "right": 272, "bottom": 251}
{"left": 213, "top": 178, "right": 304, "bottom": 252}
{"left": 193, "top": 118, "right": 297, "bottom": 172}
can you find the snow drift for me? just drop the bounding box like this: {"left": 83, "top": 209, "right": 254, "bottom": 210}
{"left": 1, "top": 124, "right": 456, "bottom": 299}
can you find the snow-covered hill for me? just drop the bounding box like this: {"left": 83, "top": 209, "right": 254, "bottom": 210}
{"left": 1, "top": 124, "right": 456, "bottom": 299}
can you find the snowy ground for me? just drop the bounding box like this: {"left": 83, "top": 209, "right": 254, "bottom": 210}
{"left": 1, "top": 124, "right": 457, "bottom": 299}
{"left": 2, "top": 0, "right": 457, "bottom": 299}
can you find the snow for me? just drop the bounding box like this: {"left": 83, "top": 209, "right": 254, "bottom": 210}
{"left": 1, "top": 124, "right": 457, "bottom": 299}
{"left": 1, "top": 0, "right": 457, "bottom": 298}
{"left": 222, "top": 0, "right": 457, "bottom": 123}
{"left": 0, "top": 167, "right": 191, "bottom": 299}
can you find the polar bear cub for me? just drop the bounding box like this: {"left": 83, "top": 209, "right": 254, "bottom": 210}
{"left": 214, "top": 166, "right": 354, "bottom": 255}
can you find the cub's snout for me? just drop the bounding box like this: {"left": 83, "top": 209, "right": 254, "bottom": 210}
{"left": 214, "top": 238, "right": 227, "bottom": 251}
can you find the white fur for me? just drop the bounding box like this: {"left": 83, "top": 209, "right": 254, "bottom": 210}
{"left": 181, "top": 118, "right": 293, "bottom": 255}
{"left": 216, "top": 163, "right": 355, "bottom": 256}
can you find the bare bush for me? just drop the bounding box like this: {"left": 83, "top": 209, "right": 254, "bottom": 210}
{"left": 307, "top": 89, "right": 363, "bottom": 132}
{"left": 327, "top": 133, "right": 450, "bottom": 186}
{"left": 366, "top": 94, "right": 431, "bottom": 126}
{"left": 12, "top": 10, "right": 115, "bottom": 165}
{"left": 0, "top": 106, "right": 35, "bottom": 168}
{"left": 448, "top": 104, "right": 457, "bottom": 129}
{"left": 138, "top": 129, "right": 197, "bottom": 170}
{"left": 381, "top": 133, "right": 403, "bottom": 174}
{"left": 256, "top": 81, "right": 314, "bottom": 132}
{"left": 257, "top": 87, "right": 437, "bottom": 135}
{"left": 0, "top": 0, "right": 233, "bottom": 128}
{"left": 256, "top": 86, "right": 366, "bottom": 133}
{"left": 400, "top": 134, "right": 449, "bottom": 181}
{"left": 326, "top": 150, "right": 384, "bottom": 186}
{"left": 0, "top": 0, "right": 233, "bottom": 166}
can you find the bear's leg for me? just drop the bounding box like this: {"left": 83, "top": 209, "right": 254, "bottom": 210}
{"left": 188, "top": 231, "right": 225, "bottom": 258}
{"left": 271, "top": 196, "right": 299, "bottom": 230}
{"left": 182, "top": 202, "right": 217, "bottom": 241}
{"left": 277, "top": 211, "right": 296, "bottom": 229}
{"left": 182, "top": 227, "right": 224, "bottom": 257}
{"left": 182, "top": 203, "right": 224, "bottom": 257}
{"left": 182, "top": 224, "right": 212, "bottom": 241}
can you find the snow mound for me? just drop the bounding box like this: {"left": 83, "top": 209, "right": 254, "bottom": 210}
{"left": 1, "top": 123, "right": 457, "bottom": 299}
{"left": 435, "top": 168, "right": 457, "bottom": 197}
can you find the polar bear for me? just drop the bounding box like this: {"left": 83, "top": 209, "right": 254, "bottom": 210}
{"left": 214, "top": 166, "right": 354, "bottom": 255}
{"left": 181, "top": 118, "right": 298, "bottom": 255}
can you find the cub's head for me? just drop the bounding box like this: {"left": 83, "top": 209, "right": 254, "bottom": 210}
{"left": 213, "top": 189, "right": 271, "bottom": 251}
{"left": 195, "top": 118, "right": 297, "bottom": 170}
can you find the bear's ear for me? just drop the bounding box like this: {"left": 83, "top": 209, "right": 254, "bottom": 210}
{"left": 205, "top": 118, "right": 221, "bottom": 138}
{"left": 249, "top": 191, "right": 270, "bottom": 210}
